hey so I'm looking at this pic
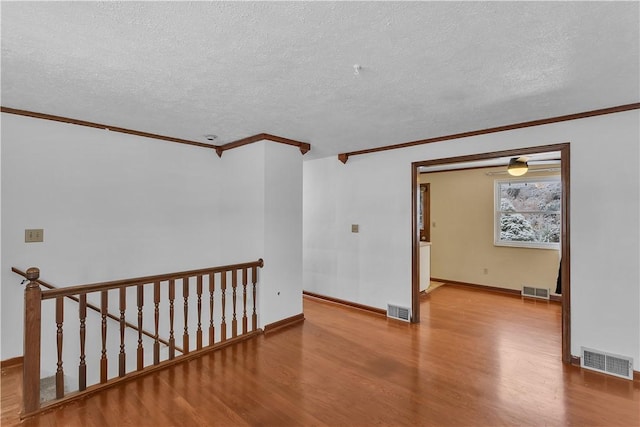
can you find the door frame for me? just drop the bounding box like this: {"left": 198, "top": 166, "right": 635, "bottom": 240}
{"left": 419, "top": 183, "right": 430, "bottom": 242}
{"left": 411, "top": 143, "right": 571, "bottom": 363}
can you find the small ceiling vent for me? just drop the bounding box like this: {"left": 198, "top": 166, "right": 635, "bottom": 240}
{"left": 581, "top": 347, "right": 633, "bottom": 380}
{"left": 387, "top": 304, "right": 411, "bottom": 322}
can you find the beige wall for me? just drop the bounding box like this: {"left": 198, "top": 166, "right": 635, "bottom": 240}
{"left": 420, "top": 166, "right": 561, "bottom": 292}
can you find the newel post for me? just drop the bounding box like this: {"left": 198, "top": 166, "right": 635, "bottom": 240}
{"left": 23, "top": 267, "right": 42, "bottom": 414}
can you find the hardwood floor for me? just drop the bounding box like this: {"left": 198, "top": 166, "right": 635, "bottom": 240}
{"left": 2, "top": 285, "right": 638, "bottom": 426}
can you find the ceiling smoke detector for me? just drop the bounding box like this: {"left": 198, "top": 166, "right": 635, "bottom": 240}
{"left": 204, "top": 134, "right": 218, "bottom": 141}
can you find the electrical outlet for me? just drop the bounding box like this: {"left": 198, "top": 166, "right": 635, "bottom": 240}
{"left": 25, "top": 229, "right": 44, "bottom": 243}
{"left": 351, "top": 224, "right": 359, "bottom": 233}
{"left": 483, "top": 268, "right": 489, "bottom": 275}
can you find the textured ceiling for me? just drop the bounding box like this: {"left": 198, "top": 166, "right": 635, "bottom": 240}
{"left": 2, "top": 2, "right": 639, "bottom": 160}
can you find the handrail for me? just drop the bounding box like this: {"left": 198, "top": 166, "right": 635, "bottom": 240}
{"left": 12, "top": 267, "right": 180, "bottom": 352}
{"left": 17, "top": 259, "right": 265, "bottom": 418}
{"left": 12, "top": 267, "right": 57, "bottom": 290}
{"left": 37, "top": 259, "right": 264, "bottom": 300}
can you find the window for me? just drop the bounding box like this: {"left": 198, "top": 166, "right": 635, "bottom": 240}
{"left": 494, "top": 177, "right": 561, "bottom": 249}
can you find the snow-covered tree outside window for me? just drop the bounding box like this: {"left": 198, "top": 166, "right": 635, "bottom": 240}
{"left": 494, "top": 177, "right": 561, "bottom": 249}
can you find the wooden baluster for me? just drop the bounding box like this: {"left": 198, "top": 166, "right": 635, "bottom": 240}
{"left": 169, "top": 279, "right": 176, "bottom": 359}
{"left": 55, "top": 296, "right": 64, "bottom": 399}
{"left": 221, "top": 272, "right": 227, "bottom": 341}
{"left": 232, "top": 270, "right": 238, "bottom": 338}
{"left": 79, "top": 293, "right": 87, "bottom": 391}
{"left": 208, "top": 273, "right": 215, "bottom": 346}
{"left": 23, "top": 267, "right": 42, "bottom": 414}
{"left": 242, "top": 268, "right": 248, "bottom": 334}
{"left": 153, "top": 281, "right": 160, "bottom": 365}
{"left": 119, "top": 287, "right": 126, "bottom": 377}
{"left": 100, "top": 290, "right": 108, "bottom": 384}
{"left": 137, "top": 285, "right": 144, "bottom": 371}
{"left": 183, "top": 277, "right": 190, "bottom": 354}
{"left": 196, "top": 275, "right": 203, "bottom": 350}
{"left": 252, "top": 265, "right": 258, "bottom": 330}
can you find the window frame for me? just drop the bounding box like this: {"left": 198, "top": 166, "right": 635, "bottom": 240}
{"left": 494, "top": 176, "right": 561, "bottom": 250}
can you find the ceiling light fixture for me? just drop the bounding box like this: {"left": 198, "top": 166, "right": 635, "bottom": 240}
{"left": 507, "top": 157, "right": 528, "bottom": 176}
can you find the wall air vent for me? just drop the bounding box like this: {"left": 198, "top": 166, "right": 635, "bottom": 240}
{"left": 581, "top": 347, "right": 633, "bottom": 380}
{"left": 387, "top": 304, "right": 411, "bottom": 322}
{"left": 522, "top": 286, "right": 550, "bottom": 300}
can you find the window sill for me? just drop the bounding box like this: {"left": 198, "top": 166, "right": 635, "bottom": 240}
{"left": 494, "top": 241, "right": 560, "bottom": 250}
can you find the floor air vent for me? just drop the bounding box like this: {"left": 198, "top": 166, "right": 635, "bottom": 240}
{"left": 387, "top": 304, "right": 411, "bottom": 322}
{"left": 581, "top": 347, "right": 633, "bottom": 380}
{"left": 521, "top": 286, "right": 550, "bottom": 300}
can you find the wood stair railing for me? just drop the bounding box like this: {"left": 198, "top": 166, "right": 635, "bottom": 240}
{"left": 14, "top": 259, "right": 264, "bottom": 419}
{"left": 12, "top": 267, "right": 182, "bottom": 354}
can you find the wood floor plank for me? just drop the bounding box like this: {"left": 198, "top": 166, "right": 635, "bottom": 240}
{"left": 2, "top": 285, "right": 638, "bottom": 426}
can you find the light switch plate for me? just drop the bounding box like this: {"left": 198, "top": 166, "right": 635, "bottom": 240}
{"left": 25, "top": 229, "right": 44, "bottom": 243}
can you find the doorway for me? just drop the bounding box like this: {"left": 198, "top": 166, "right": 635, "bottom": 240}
{"left": 411, "top": 143, "right": 571, "bottom": 363}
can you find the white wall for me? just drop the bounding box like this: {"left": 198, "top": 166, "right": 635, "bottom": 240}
{"left": 219, "top": 142, "right": 303, "bottom": 327}
{"left": 304, "top": 157, "right": 409, "bottom": 308}
{"left": 303, "top": 110, "right": 640, "bottom": 363}
{"left": 219, "top": 142, "right": 265, "bottom": 265}
{"left": 261, "top": 142, "right": 303, "bottom": 326}
{"left": 1, "top": 113, "right": 303, "bottom": 361}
